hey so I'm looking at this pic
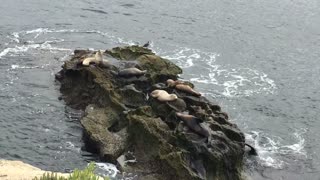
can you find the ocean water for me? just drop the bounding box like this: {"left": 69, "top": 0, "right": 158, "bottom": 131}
{"left": 0, "top": 0, "right": 319, "bottom": 179}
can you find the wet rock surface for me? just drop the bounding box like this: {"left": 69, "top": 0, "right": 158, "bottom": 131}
{"left": 56, "top": 45, "right": 246, "bottom": 180}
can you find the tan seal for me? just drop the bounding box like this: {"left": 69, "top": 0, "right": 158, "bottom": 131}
{"left": 167, "top": 79, "right": 201, "bottom": 96}
{"left": 118, "top": 67, "right": 147, "bottom": 78}
{"left": 82, "top": 51, "right": 103, "bottom": 66}
{"left": 81, "top": 50, "right": 111, "bottom": 68}
{"left": 176, "top": 112, "right": 209, "bottom": 137}
{"left": 150, "top": 90, "right": 178, "bottom": 102}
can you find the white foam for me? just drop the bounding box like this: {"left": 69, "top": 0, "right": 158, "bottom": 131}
{"left": 3, "top": 28, "right": 276, "bottom": 98}
{"left": 158, "top": 46, "right": 276, "bottom": 97}
{"left": 10, "top": 64, "right": 45, "bottom": 70}
{"left": 65, "top": 141, "right": 75, "bottom": 148}
{"left": 25, "top": 28, "right": 50, "bottom": 34}
{"left": 5, "top": 28, "right": 151, "bottom": 57}
{"left": 11, "top": 65, "right": 20, "bottom": 69}
{"left": 25, "top": 28, "right": 79, "bottom": 38}
{"left": 161, "top": 47, "right": 202, "bottom": 68}
{"left": 0, "top": 41, "right": 71, "bottom": 58}
{"left": 95, "top": 162, "right": 119, "bottom": 178}
{"left": 117, "top": 37, "right": 137, "bottom": 46}
{"left": 280, "top": 130, "right": 306, "bottom": 155}
{"left": 245, "top": 129, "right": 306, "bottom": 169}
{"left": 0, "top": 45, "right": 30, "bottom": 57}
{"left": 9, "top": 32, "right": 20, "bottom": 43}
{"left": 22, "top": 28, "right": 121, "bottom": 44}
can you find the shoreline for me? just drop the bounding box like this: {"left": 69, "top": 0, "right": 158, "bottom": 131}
{"left": 0, "top": 159, "right": 69, "bottom": 180}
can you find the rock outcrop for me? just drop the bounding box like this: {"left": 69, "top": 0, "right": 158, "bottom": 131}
{"left": 56, "top": 45, "right": 246, "bottom": 180}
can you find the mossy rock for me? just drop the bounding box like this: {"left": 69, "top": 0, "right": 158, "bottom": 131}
{"left": 57, "top": 45, "right": 246, "bottom": 180}
{"left": 105, "top": 45, "right": 154, "bottom": 60}
{"left": 137, "top": 54, "right": 182, "bottom": 83}
{"left": 105, "top": 46, "right": 182, "bottom": 83}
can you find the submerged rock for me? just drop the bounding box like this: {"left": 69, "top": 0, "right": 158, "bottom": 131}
{"left": 56, "top": 46, "right": 246, "bottom": 180}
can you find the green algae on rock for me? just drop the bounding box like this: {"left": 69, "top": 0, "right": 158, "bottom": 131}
{"left": 56, "top": 45, "right": 246, "bottom": 180}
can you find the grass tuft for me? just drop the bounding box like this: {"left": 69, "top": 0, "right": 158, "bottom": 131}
{"left": 33, "top": 162, "right": 109, "bottom": 180}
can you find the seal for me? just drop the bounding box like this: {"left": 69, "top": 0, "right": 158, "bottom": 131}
{"left": 176, "top": 112, "right": 209, "bottom": 137}
{"left": 82, "top": 51, "right": 103, "bottom": 66}
{"left": 167, "top": 79, "right": 184, "bottom": 86}
{"left": 166, "top": 98, "right": 187, "bottom": 112}
{"left": 150, "top": 90, "right": 178, "bottom": 102}
{"left": 167, "top": 79, "right": 201, "bottom": 96}
{"left": 118, "top": 67, "right": 147, "bottom": 78}
{"left": 82, "top": 57, "right": 96, "bottom": 66}
{"left": 99, "top": 60, "right": 111, "bottom": 68}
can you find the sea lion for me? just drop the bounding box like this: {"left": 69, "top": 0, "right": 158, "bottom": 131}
{"left": 176, "top": 112, "right": 209, "bottom": 137}
{"left": 82, "top": 51, "right": 103, "bottom": 66}
{"left": 167, "top": 79, "right": 201, "bottom": 96}
{"left": 99, "top": 60, "right": 112, "bottom": 68}
{"left": 167, "top": 79, "right": 184, "bottom": 86}
{"left": 150, "top": 90, "right": 178, "bottom": 102}
{"left": 118, "top": 67, "right": 147, "bottom": 78}
{"left": 166, "top": 98, "right": 187, "bottom": 112}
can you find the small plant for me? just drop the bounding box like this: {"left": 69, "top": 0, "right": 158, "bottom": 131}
{"left": 33, "top": 172, "right": 66, "bottom": 180}
{"left": 33, "top": 162, "right": 109, "bottom": 180}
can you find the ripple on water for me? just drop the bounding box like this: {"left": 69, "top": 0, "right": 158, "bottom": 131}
{"left": 0, "top": 28, "right": 103, "bottom": 171}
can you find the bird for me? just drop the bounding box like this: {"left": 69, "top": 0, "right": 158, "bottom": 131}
{"left": 142, "top": 41, "right": 150, "bottom": 48}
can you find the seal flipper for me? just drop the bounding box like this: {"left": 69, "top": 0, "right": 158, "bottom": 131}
{"left": 245, "top": 143, "right": 258, "bottom": 156}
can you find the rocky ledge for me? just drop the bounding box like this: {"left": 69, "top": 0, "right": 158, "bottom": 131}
{"left": 56, "top": 46, "right": 246, "bottom": 180}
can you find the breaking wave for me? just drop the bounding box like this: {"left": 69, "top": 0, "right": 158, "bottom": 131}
{"left": 0, "top": 41, "right": 71, "bottom": 58}
{"left": 245, "top": 128, "right": 306, "bottom": 169}
{"left": 155, "top": 46, "right": 276, "bottom": 98}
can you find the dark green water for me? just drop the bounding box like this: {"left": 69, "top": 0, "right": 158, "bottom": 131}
{"left": 0, "top": 0, "right": 319, "bottom": 179}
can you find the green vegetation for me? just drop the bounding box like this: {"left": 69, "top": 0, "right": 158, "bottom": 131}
{"left": 33, "top": 162, "right": 109, "bottom": 180}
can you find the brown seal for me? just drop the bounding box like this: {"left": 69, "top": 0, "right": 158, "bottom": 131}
{"left": 150, "top": 90, "right": 178, "bottom": 102}
{"left": 176, "top": 112, "right": 209, "bottom": 137}
{"left": 118, "top": 67, "right": 147, "bottom": 78}
{"left": 167, "top": 79, "right": 201, "bottom": 96}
